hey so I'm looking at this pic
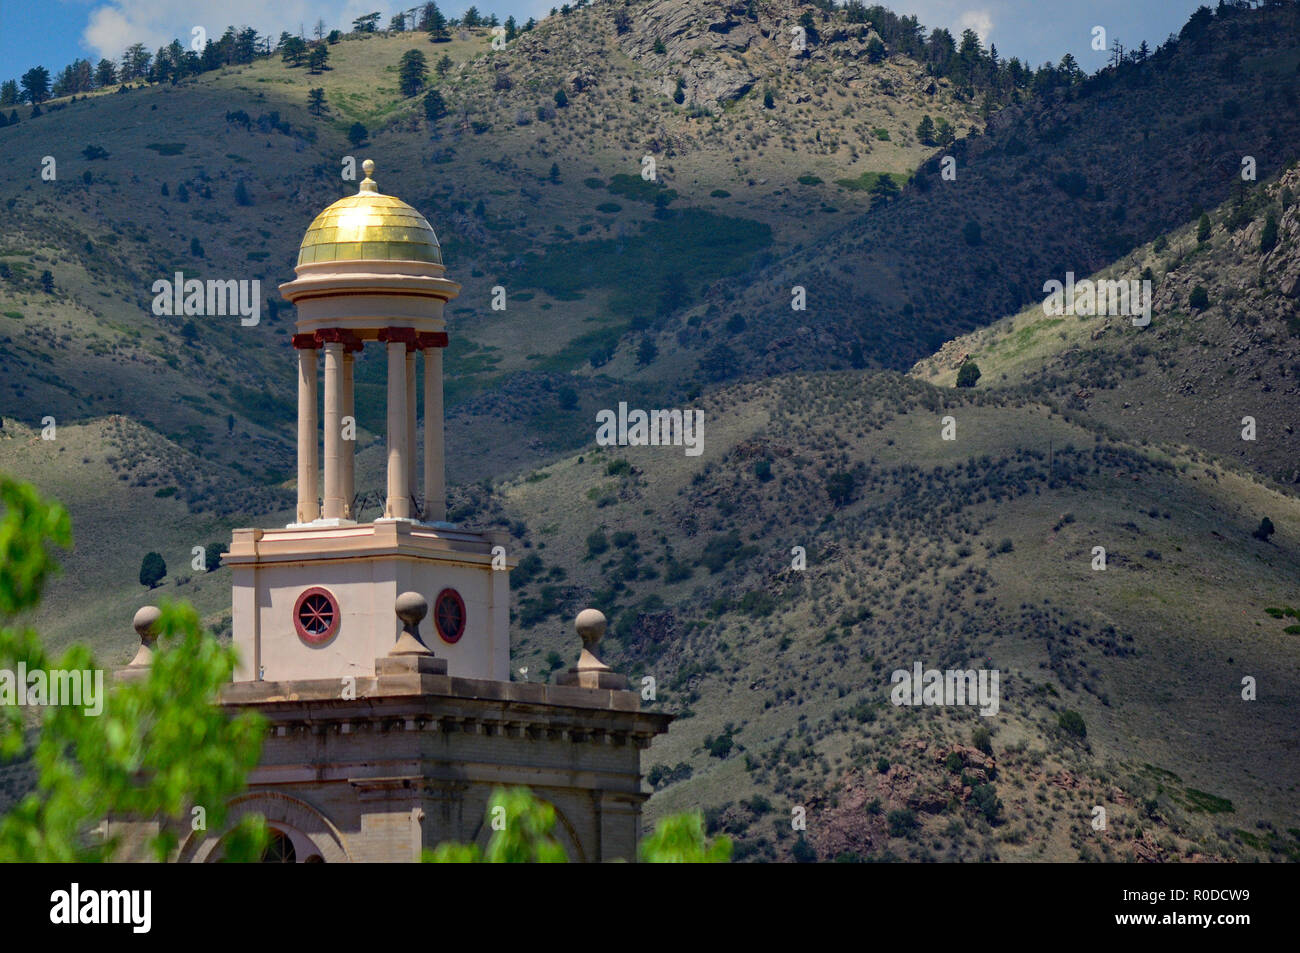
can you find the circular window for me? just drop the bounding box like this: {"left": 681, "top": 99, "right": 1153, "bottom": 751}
{"left": 434, "top": 588, "right": 466, "bottom": 644}
{"left": 294, "top": 587, "right": 340, "bottom": 645}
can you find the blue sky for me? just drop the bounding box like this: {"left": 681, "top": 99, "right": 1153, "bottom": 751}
{"left": 0, "top": 0, "right": 1211, "bottom": 86}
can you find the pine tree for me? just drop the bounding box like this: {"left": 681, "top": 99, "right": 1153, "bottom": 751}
{"left": 426, "top": 3, "right": 450, "bottom": 41}
{"left": 139, "top": 551, "right": 167, "bottom": 589}
{"left": 399, "top": 49, "right": 428, "bottom": 96}
{"left": 308, "top": 87, "right": 327, "bottom": 115}
{"left": 423, "top": 89, "right": 446, "bottom": 124}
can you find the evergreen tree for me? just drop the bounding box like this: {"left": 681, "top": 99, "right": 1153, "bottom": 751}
{"left": 423, "top": 88, "right": 446, "bottom": 123}
{"left": 1197, "top": 213, "right": 1211, "bottom": 243}
{"left": 307, "top": 44, "right": 330, "bottom": 74}
{"left": 139, "top": 551, "right": 167, "bottom": 589}
{"left": 307, "top": 87, "right": 327, "bottom": 115}
{"left": 281, "top": 36, "right": 308, "bottom": 66}
{"left": 348, "top": 121, "right": 368, "bottom": 146}
{"left": 956, "top": 359, "right": 981, "bottom": 388}
{"left": 426, "top": 3, "right": 450, "bottom": 41}
{"left": 399, "top": 49, "right": 428, "bottom": 96}
{"left": 916, "top": 114, "right": 937, "bottom": 145}
{"left": 0, "top": 80, "right": 17, "bottom": 106}
{"left": 19, "top": 66, "right": 50, "bottom": 104}
{"left": 435, "top": 54, "right": 453, "bottom": 76}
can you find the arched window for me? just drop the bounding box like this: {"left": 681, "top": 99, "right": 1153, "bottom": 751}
{"left": 261, "top": 829, "right": 296, "bottom": 863}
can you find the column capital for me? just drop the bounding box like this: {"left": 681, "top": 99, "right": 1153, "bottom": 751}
{"left": 378, "top": 327, "right": 419, "bottom": 344}
{"left": 291, "top": 332, "right": 321, "bottom": 350}
{"left": 417, "top": 331, "right": 449, "bottom": 349}
{"left": 316, "top": 328, "right": 362, "bottom": 350}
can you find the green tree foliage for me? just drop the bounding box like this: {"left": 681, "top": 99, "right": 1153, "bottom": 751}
{"left": 1252, "top": 516, "right": 1275, "bottom": 542}
{"left": 424, "top": 787, "right": 730, "bottom": 862}
{"left": 639, "top": 811, "right": 732, "bottom": 862}
{"left": 426, "top": 787, "right": 566, "bottom": 862}
{"left": 0, "top": 477, "right": 266, "bottom": 862}
{"left": 1260, "top": 213, "right": 1278, "bottom": 253}
{"left": 426, "top": 3, "right": 451, "bottom": 41}
{"left": 1197, "top": 212, "right": 1211, "bottom": 243}
{"left": 19, "top": 66, "right": 50, "bottom": 105}
{"left": 352, "top": 12, "right": 382, "bottom": 33}
{"left": 956, "top": 359, "right": 981, "bottom": 388}
{"left": 916, "top": 114, "right": 937, "bottom": 145}
{"left": 1058, "top": 709, "right": 1087, "bottom": 738}
{"left": 423, "top": 89, "right": 446, "bottom": 124}
{"left": 204, "top": 542, "right": 224, "bottom": 572}
{"left": 307, "top": 87, "right": 326, "bottom": 116}
{"left": 0, "top": 80, "right": 18, "bottom": 106}
{"left": 139, "top": 551, "right": 167, "bottom": 589}
{"left": 553, "top": 88, "right": 568, "bottom": 108}
{"left": 435, "top": 54, "right": 453, "bottom": 76}
{"left": 399, "top": 49, "right": 428, "bottom": 97}
{"left": 1188, "top": 285, "right": 1209, "bottom": 309}
{"left": 348, "top": 121, "right": 368, "bottom": 146}
{"left": 280, "top": 36, "right": 307, "bottom": 66}
{"left": 307, "top": 44, "right": 329, "bottom": 74}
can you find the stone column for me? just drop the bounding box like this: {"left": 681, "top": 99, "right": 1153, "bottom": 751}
{"left": 423, "top": 345, "right": 445, "bottom": 522}
{"left": 295, "top": 337, "right": 319, "bottom": 523}
{"left": 322, "top": 341, "right": 344, "bottom": 520}
{"left": 405, "top": 348, "right": 417, "bottom": 514}
{"left": 341, "top": 347, "right": 356, "bottom": 519}
{"left": 385, "top": 339, "right": 410, "bottom": 519}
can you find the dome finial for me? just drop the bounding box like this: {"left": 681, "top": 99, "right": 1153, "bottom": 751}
{"left": 359, "top": 158, "right": 377, "bottom": 195}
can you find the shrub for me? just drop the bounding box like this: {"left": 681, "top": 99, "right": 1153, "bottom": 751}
{"left": 585, "top": 530, "right": 609, "bottom": 557}
{"left": 1058, "top": 709, "right": 1087, "bottom": 738}
{"left": 887, "top": 808, "right": 917, "bottom": 836}
{"left": 1189, "top": 285, "right": 1209, "bottom": 309}
{"left": 139, "top": 551, "right": 167, "bottom": 589}
{"left": 956, "top": 359, "right": 981, "bottom": 388}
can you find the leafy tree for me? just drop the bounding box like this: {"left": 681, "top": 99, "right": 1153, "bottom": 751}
{"left": 638, "top": 811, "right": 731, "bottom": 862}
{"left": 423, "top": 89, "right": 446, "bottom": 124}
{"left": 327, "top": 29, "right": 343, "bottom": 44}
{"left": 956, "top": 359, "right": 981, "bottom": 388}
{"left": 307, "top": 87, "right": 327, "bottom": 116}
{"left": 424, "top": 787, "right": 729, "bottom": 862}
{"left": 1252, "top": 516, "right": 1275, "bottom": 542}
{"left": 348, "top": 121, "right": 369, "bottom": 146}
{"left": 353, "top": 12, "right": 382, "bottom": 33}
{"left": 139, "top": 551, "right": 167, "bottom": 589}
{"left": 0, "top": 477, "right": 267, "bottom": 862}
{"left": 19, "top": 66, "right": 50, "bottom": 105}
{"left": 399, "top": 49, "right": 428, "bottom": 96}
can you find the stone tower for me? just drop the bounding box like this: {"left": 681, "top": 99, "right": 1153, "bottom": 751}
{"left": 118, "top": 160, "right": 669, "bottom": 862}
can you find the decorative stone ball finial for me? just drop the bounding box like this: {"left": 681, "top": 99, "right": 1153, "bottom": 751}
{"left": 359, "top": 158, "right": 377, "bottom": 195}
{"left": 573, "top": 608, "right": 611, "bottom": 674}
{"left": 391, "top": 591, "right": 433, "bottom": 656}
{"left": 129, "top": 606, "right": 161, "bottom": 668}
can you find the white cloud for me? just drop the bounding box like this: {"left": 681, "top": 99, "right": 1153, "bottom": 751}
{"left": 959, "top": 9, "right": 994, "bottom": 43}
{"left": 80, "top": 0, "right": 341, "bottom": 60}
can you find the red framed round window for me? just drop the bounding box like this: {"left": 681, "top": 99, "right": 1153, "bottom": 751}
{"left": 434, "top": 588, "right": 466, "bottom": 644}
{"left": 294, "top": 587, "right": 340, "bottom": 645}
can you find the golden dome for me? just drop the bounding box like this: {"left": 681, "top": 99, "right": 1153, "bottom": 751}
{"left": 297, "top": 159, "right": 443, "bottom": 266}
